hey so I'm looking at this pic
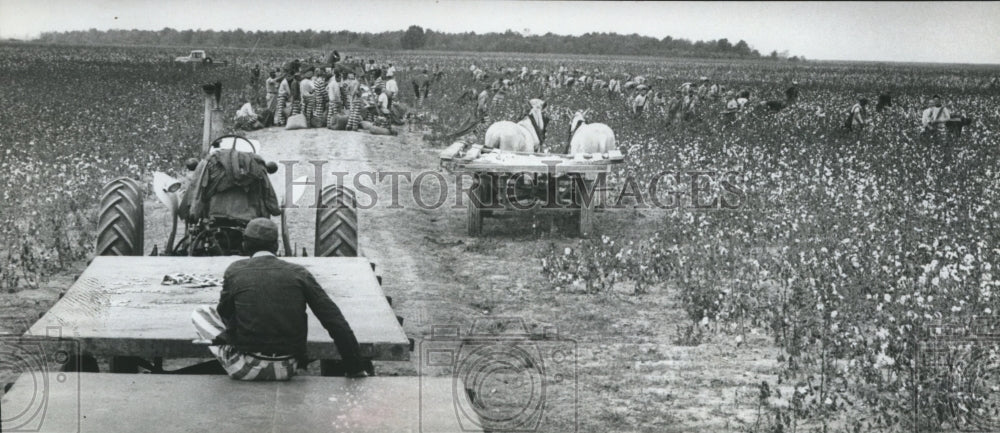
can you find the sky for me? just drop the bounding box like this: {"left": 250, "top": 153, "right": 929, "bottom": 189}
{"left": 1, "top": 0, "right": 998, "bottom": 64}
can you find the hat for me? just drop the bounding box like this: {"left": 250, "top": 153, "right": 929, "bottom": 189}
{"left": 244, "top": 218, "right": 278, "bottom": 242}
{"left": 931, "top": 94, "right": 941, "bottom": 99}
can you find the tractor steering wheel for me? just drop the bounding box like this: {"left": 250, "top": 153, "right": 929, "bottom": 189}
{"left": 210, "top": 134, "right": 258, "bottom": 154}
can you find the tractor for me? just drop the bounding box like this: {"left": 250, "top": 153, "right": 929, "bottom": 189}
{"left": 96, "top": 134, "right": 358, "bottom": 259}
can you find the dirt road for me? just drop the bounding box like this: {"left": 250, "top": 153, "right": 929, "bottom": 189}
{"left": 2, "top": 127, "right": 780, "bottom": 432}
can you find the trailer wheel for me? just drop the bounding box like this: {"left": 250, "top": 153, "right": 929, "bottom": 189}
{"left": 315, "top": 185, "right": 358, "bottom": 257}
{"left": 96, "top": 178, "right": 144, "bottom": 256}
{"left": 204, "top": 57, "right": 213, "bottom": 64}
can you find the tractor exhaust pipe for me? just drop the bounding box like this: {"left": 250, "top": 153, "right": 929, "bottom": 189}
{"left": 201, "top": 82, "right": 224, "bottom": 157}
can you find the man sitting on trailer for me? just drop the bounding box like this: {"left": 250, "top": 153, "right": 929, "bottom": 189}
{"left": 192, "top": 218, "right": 370, "bottom": 380}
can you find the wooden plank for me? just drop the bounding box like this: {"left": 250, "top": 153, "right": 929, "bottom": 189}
{"left": 1, "top": 373, "right": 480, "bottom": 433}
{"left": 27, "top": 256, "right": 409, "bottom": 361}
{"left": 438, "top": 141, "right": 466, "bottom": 160}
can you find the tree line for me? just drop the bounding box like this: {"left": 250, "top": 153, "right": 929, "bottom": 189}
{"left": 35, "top": 26, "right": 779, "bottom": 59}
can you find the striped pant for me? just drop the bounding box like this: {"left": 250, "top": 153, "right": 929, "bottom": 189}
{"left": 302, "top": 96, "right": 314, "bottom": 124}
{"left": 347, "top": 98, "right": 363, "bottom": 130}
{"left": 291, "top": 97, "right": 302, "bottom": 115}
{"left": 274, "top": 94, "right": 288, "bottom": 126}
{"left": 312, "top": 93, "right": 327, "bottom": 127}
{"left": 191, "top": 305, "right": 297, "bottom": 381}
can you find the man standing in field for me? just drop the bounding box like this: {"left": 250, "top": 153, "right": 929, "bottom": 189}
{"left": 264, "top": 71, "right": 279, "bottom": 125}
{"left": 191, "top": 218, "right": 369, "bottom": 380}
{"left": 299, "top": 68, "right": 316, "bottom": 126}
{"left": 785, "top": 81, "right": 800, "bottom": 104}
{"left": 274, "top": 72, "right": 291, "bottom": 126}
{"left": 921, "top": 94, "right": 952, "bottom": 134}
{"left": 412, "top": 69, "right": 431, "bottom": 106}
{"left": 384, "top": 70, "right": 398, "bottom": 110}
{"left": 845, "top": 98, "right": 869, "bottom": 130}
{"left": 632, "top": 88, "right": 648, "bottom": 117}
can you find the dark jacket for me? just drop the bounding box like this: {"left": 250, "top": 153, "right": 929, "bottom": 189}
{"left": 216, "top": 254, "right": 365, "bottom": 372}
{"left": 184, "top": 149, "right": 281, "bottom": 223}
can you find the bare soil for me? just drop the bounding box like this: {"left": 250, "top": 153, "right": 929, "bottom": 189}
{"left": 0, "top": 127, "right": 781, "bottom": 432}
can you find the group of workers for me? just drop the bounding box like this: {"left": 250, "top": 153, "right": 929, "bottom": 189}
{"left": 236, "top": 51, "right": 442, "bottom": 133}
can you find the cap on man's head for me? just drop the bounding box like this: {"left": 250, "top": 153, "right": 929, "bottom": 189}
{"left": 244, "top": 218, "right": 279, "bottom": 242}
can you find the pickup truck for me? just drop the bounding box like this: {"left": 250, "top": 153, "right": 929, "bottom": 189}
{"left": 174, "top": 50, "right": 226, "bottom": 65}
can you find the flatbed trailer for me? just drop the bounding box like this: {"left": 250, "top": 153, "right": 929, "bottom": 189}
{"left": 440, "top": 142, "right": 625, "bottom": 237}
{"left": 23, "top": 256, "right": 410, "bottom": 373}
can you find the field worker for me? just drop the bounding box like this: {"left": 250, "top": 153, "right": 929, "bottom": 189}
{"left": 346, "top": 86, "right": 364, "bottom": 131}
{"left": 299, "top": 68, "right": 316, "bottom": 125}
{"left": 311, "top": 71, "right": 329, "bottom": 126}
{"left": 234, "top": 102, "right": 264, "bottom": 131}
{"left": 343, "top": 72, "right": 360, "bottom": 108}
{"left": 477, "top": 85, "right": 492, "bottom": 117}
{"left": 265, "top": 71, "right": 278, "bottom": 109}
{"left": 667, "top": 90, "right": 684, "bottom": 122}
{"left": 372, "top": 69, "right": 385, "bottom": 93}
{"left": 845, "top": 98, "right": 869, "bottom": 130}
{"left": 736, "top": 90, "right": 750, "bottom": 109}
{"left": 326, "top": 72, "right": 343, "bottom": 127}
{"left": 875, "top": 92, "right": 893, "bottom": 113}
{"left": 366, "top": 59, "right": 376, "bottom": 81}
{"left": 722, "top": 91, "right": 740, "bottom": 121}
{"left": 412, "top": 69, "right": 431, "bottom": 106}
{"left": 274, "top": 72, "right": 291, "bottom": 126}
{"left": 491, "top": 83, "right": 507, "bottom": 106}
{"left": 289, "top": 73, "right": 303, "bottom": 117}
{"left": 683, "top": 88, "right": 699, "bottom": 121}
{"left": 191, "top": 218, "right": 369, "bottom": 381}
{"left": 632, "top": 89, "right": 648, "bottom": 116}
{"left": 386, "top": 63, "right": 396, "bottom": 78}
{"left": 608, "top": 78, "right": 620, "bottom": 94}
{"left": 709, "top": 80, "right": 721, "bottom": 98}
{"left": 696, "top": 77, "right": 710, "bottom": 97}
{"left": 921, "top": 94, "right": 952, "bottom": 133}
{"left": 520, "top": 66, "right": 529, "bottom": 80}
{"left": 384, "top": 70, "right": 398, "bottom": 109}
{"left": 374, "top": 87, "right": 392, "bottom": 128}
{"left": 326, "top": 49, "right": 340, "bottom": 69}
{"left": 785, "top": 81, "right": 800, "bottom": 104}
{"left": 651, "top": 91, "right": 666, "bottom": 111}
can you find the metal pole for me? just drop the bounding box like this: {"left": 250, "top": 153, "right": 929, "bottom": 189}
{"left": 202, "top": 94, "right": 213, "bottom": 156}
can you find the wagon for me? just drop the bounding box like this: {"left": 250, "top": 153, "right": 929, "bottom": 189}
{"left": 440, "top": 142, "right": 624, "bottom": 237}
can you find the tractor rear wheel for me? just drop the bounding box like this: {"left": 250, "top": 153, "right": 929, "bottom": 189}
{"left": 315, "top": 185, "right": 358, "bottom": 257}
{"left": 96, "top": 177, "right": 144, "bottom": 256}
